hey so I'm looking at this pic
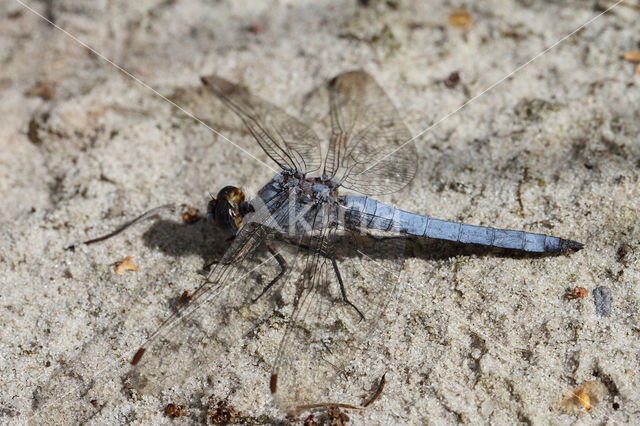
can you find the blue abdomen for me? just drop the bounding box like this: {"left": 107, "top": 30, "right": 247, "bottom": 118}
{"left": 338, "top": 195, "right": 582, "bottom": 253}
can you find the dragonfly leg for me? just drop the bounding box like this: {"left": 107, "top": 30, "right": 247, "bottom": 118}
{"left": 281, "top": 237, "right": 365, "bottom": 319}
{"left": 251, "top": 241, "right": 287, "bottom": 303}
{"left": 330, "top": 256, "right": 365, "bottom": 320}
{"left": 203, "top": 259, "right": 215, "bottom": 271}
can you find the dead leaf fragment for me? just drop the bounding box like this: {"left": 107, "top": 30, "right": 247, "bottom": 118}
{"left": 304, "top": 414, "right": 318, "bottom": 426}
{"left": 621, "top": 51, "right": 640, "bottom": 74}
{"left": 27, "top": 119, "right": 42, "bottom": 144}
{"left": 560, "top": 380, "right": 607, "bottom": 414}
{"left": 449, "top": 9, "right": 473, "bottom": 31}
{"left": 577, "top": 391, "right": 591, "bottom": 410}
{"left": 564, "top": 286, "right": 589, "bottom": 300}
{"left": 25, "top": 81, "right": 57, "bottom": 100}
{"left": 182, "top": 205, "right": 199, "bottom": 224}
{"left": 247, "top": 23, "right": 264, "bottom": 34}
{"left": 444, "top": 71, "right": 461, "bottom": 88}
{"left": 326, "top": 407, "right": 350, "bottom": 425}
{"left": 114, "top": 256, "right": 139, "bottom": 275}
{"left": 208, "top": 396, "right": 241, "bottom": 424}
{"left": 165, "top": 403, "right": 183, "bottom": 418}
{"left": 623, "top": 50, "right": 640, "bottom": 63}
{"left": 179, "top": 290, "right": 192, "bottom": 304}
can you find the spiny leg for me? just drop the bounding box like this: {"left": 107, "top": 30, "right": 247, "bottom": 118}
{"left": 293, "top": 239, "right": 365, "bottom": 320}
{"left": 330, "top": 256, "right": 365, "bottom": 320}
{"left": 251, "top": 241, "right": 287, "bottom": 303}
{"left": 274, "top": 237, "right": 365, "bottom": 319}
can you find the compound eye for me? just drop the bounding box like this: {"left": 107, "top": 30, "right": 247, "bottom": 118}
{"left": 212, "top": 199, "right": 238, "bottom": 233}
{"left": 210, "top": 186, "right": 246, "bottom": 233}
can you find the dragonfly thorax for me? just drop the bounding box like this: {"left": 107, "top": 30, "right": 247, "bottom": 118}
{"left": 274, "top": 170, "right": 339, "bottom": 204}
{"left": 247, "top": 171, "right": 341, "bottom": 236}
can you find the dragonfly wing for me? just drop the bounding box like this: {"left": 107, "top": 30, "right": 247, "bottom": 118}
{"left": 31, "top": 189, "right": 291, "bottom": 423}
{"left": 202, "top": 74, "right": 323, "bottom": 174}
{"left": 129, "top": 188, "right": 293, "bottom": 394}
{"left": 269, "top": 204, "right": 407, "bottom": 413}
{"left": 325, "top": 70, "right": 418, "bottom": 195}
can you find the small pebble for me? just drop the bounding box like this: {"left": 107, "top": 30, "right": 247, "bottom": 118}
{"left": 593, "top": 286, "right": 611, "bottom": 317}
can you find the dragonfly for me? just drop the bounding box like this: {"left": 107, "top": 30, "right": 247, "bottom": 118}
{"left": 121, "top": 71, "right": 583, "bottom": 413}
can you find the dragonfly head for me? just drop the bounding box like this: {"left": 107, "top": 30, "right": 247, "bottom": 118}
{"left": 207, "top": 186, "right": 253, "bottom": 233}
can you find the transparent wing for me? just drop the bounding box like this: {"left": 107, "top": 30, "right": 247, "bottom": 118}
{"left": 202, "top": 74, "right": 323, "bottom": 174}
{"left": 268, "top": 204, "right": 406, "bottom": 413}
{"left": 32, "top": 189, "right": 291, "bottom": 424}
{"left": 325, "top": 70, "right": 418, "bottom": 195}
{"left": 129, "top": 189, "right": 292, "bottom": 394}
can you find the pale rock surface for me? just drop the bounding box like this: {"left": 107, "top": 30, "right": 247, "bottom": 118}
{"left": 1, "top": 0, "right": 638, "bottom": 424}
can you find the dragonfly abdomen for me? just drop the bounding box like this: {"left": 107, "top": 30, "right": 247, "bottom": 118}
{"left": 339, "top": 195, "right": 582, "bottom": 253}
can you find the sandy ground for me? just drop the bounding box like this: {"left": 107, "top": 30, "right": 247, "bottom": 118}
{"left": 1, "top": 0, "right": 639, "bottom": 424}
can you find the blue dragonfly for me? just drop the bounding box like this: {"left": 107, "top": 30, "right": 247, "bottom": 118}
{"left": 129, "top": 70, "right": 582, "bottom": 413}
